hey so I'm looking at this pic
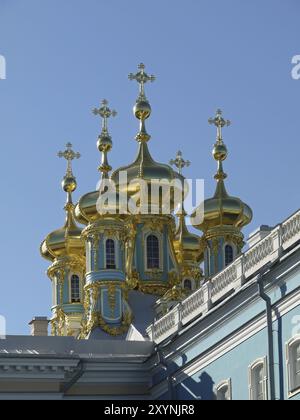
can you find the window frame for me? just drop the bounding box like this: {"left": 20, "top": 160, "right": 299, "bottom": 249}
{"left": 248, "top": 357, "right": 268, "bottom": 400}
{"left": 216, "top": 378, "right": 232, "bottom": 401}
{"left": 144, "top": 232, "right": 163, "bottom": 272}
{"left": 224, "top": 243, "right": 235, "bottom": 267}
{"left": 69, "top": 273, "right": 81, "bottom": 304}
{"left": 286, "top": 336, "right": 300, "bottom": 397}
{"left": 105, "top": 238, "right": 117, "bottom": 270}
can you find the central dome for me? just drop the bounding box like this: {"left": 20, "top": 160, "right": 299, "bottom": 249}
{"left": 110, "top": 141, "right": 185, "bottom": 214}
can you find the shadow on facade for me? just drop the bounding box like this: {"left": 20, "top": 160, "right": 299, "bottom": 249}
{"left": 175, "top": 370, "right": 216, "bottom": 400}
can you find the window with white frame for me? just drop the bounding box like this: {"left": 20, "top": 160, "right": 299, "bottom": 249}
{"left": 106, "top": 239, "right": 116, "bottom": 269}
{"left": 287, "top": 337, "right": 300, "bottom": 394}
{"left": 70, "top": 274, "right": 80, "bottom": 303}
{"left": 146, "top": 234, "right": 160, "bottom": 269}
{"left": 224, "top": 244, "right": 234, "bottom": 266}
{"left": 249, "top": 358, "right": 268, "bottom": 400}
{"left": 216, "top": 379, "right": 232, "bottom": 400}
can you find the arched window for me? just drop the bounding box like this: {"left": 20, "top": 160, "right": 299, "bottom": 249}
{"left": 249, "top": 359, "right": 267, "bottom": 400}
{"left": 146, "top": 235, "right": 160, "bottom": 269}
{"left": 287, "top": 337, "right": 300, "bottom": 394}
{"left": 71, "top": 275, "right": 80, "bottom": 303}
{"left": 216, "top": 380, "right": 232, "bottom": 400}
{"left": 225, "top": 244, "right": 234, "bottom": 266}
{"left": 183, "top": 279, "right": 192, "bottom": 291}
{"left": 106, "top": 239, "right": 116, "bottom": 269}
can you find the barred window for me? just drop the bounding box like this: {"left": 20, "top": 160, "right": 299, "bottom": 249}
{"left": 71, "top": 275, "right": 80, "bottom": 303}
{"left": 106, "top": 239, "right": 116, "bottom": 269}
{"left": 147, "top": 235, "right": 160, "bottom": 269}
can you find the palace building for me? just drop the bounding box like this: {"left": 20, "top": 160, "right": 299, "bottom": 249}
{"left": 0, "top": 64, "right": 300, "bottom": 400}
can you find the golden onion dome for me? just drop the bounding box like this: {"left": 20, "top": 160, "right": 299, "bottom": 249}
{"left": 110, "top": 141, "right": 185, "bottom": 211}
{"left": 192, "top": 109, "right": 253, "bottom": 233}
{"left": 192, "top": 178, "right": 253, "bottom": 232}
{"left": 75, "top": 99, "right": 129, "bottom": 224}
{"left": 110, "top": 63, "right": 185, "bottom": 214}
{"left": 174, "top": 211, "right": 202, "bottom": 262}
{"left": 40, "top": 143, "right": 84, "bottom": 262}
{"left": 75, "top": 184, "right": 128, "bottom": 225}
{"left": 40, "top": 202, "right": 83, "bottom": 261}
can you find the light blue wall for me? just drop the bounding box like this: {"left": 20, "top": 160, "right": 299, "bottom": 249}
{"left": 152, "top": 257, "right": 300, "bottom": 400}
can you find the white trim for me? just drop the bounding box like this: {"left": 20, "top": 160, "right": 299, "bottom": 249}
{"left": 286, "top": 335, "right": 300, "bottom": 398}
{"left": 170, "top": 286, "right": 300, "bottom": 383}
{"left": 248, "top": 357, "right": 268, "bottom": 401}
{"left": 215, "top": 378, "right": 232, "bottom": 400}
{"left": 144, "top": 231, "right": 163, "bottom": 272}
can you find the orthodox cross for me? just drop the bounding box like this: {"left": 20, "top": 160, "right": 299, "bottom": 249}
{"left": 208, "top": 109, "right": 231, "bottom": 142}
{"left": 128, "top": 63, "right": 155, "bottom": 99}
{"left": 93, "top": 99, "right": 117, "bottom": 133}
{"left": 170, "top": 151, "right": 191, "bottom": 175}
{"left": 57, "top": 142, "right": 80, "bottom": 176}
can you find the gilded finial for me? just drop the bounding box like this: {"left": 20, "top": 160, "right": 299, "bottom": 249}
{"left": 93, "top": 99, "right": 117, "bottom": 178}
{"left": 208, "top": 109, "right": 231, "bottom": 143}
{"left": 170, "top": 151, "right": 191, "bottom": 176}
{"left": 208, "top": 109, "right": 231, "bottom": 181}
{"left": 128, "top": 63, "right": 155, "bottom": 102}
{"left": 57, "top": 143, "right": 80, "bottom": 196}
{"left": 93, "top": 99, "right": 117, "bottom": 136}
{"left": 129, "top": 63, "right": 155, "bottom": 142}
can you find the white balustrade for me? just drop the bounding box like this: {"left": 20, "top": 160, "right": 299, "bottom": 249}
{"left": 147, "top": 209, "right": 300, "bottom": 344}
{"left": 282, "top": 210, "right": 300, "bottom": 250}
{"left": 244, "top": 234, "right": 274, "bottom": 277}
{"left": 211, "top": 263, "right": 237, "bottom": 303}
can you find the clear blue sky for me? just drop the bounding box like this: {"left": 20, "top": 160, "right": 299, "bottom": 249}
{"left": 0, "top": 0, "right": 299, "bottom": 334}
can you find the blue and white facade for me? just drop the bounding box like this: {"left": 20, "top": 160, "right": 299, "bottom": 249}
{"left": 0, "top": 208, "right": 300, "bottom": 400}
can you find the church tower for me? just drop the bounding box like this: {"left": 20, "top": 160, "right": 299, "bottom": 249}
{"left": 75, "top": 100, "right": 132, "bottom": 338}
{"left": 40, "top": 143, "right": 85, "bottom": 337}
{"left": 192, "top": 110, "right": 253, "bottom": 278}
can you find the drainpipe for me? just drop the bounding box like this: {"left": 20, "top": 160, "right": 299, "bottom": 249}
{"left": 257, "top": 273, "right": 276, "bottom": 401}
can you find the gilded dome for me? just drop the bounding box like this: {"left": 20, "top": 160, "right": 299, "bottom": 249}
{"left": 75, "top": 185, "right": 128, "bottom": 225}
{"left": 192, "top": 179, "right": 253, "bottom": 232}
{"left": 40, "top": 202, "right": 84, "bottom": 261}
{"left": 110, "top": 141, "right": 185, "bottom": 214}
{"left": 192, "top": 109, "right": 253, "bottom": 233}
{"left": 75, "top": 99, "right": 130, "bottom": 224}
{"left": 41, "top": 143, "right": 84, "bottom": 262}
{"left": 174, "top": 212, "right": 202, "bottom": 262}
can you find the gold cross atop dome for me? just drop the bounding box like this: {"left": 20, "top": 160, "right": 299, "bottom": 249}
{"left": 170, "top": 151, "right": 191, "bottom": 175}
{"left": 93, "top": 99, "right": 117, "bottom": 134}
{"left": 208, "top": 109, "right": 231, "bottom": 142}
{"left": 128, "top": 63, "right": 155, "bottom": 100}
{"left": 58, "top": 142, "right": 81, "bottom": 177}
